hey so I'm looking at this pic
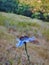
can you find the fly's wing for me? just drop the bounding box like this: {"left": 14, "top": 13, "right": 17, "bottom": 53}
{"left": 29, "top": 36, "right": 39, "bottom": 44}
{"left": 16, "top": 40, "right": 24, "bottom": 47}
{"left": 29, "top": 36, "right": 36, "bottom": 42}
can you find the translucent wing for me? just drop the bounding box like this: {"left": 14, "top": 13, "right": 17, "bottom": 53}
{"left": 29, "top": 36, "right": 36, "bottom": 42}
{"left": 16, "top": 38, "right": 20, "bottom": 42}
{"left": 16, "top": 40, "right": 24, "bottom": 47}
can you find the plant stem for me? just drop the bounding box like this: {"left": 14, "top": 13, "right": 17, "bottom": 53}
{"left": 24, "top": 42, "right": 30, "bottom": 64}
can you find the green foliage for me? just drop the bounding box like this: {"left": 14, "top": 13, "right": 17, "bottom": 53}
{"left": 31, "top": 12, "right": 40, "bottom": 19}
{"left": 0, "top": 0, "right": 19, "bottom": 13}
{"left": 0, "top": 0, "right": 49, "bottom": 21}
{"left": 16, "top": 4, "right": 32, "bottom": 17}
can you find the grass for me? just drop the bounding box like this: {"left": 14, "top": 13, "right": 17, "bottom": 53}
{"left": 42, "top": 28, "right": 49, "bottom": 41}
{"left": 0, "top": 28, "right": 14, "bottom": 40}
{"left": 0, "top": 14, "right": 6, "bottom": 26}
{"left": 0, "top": 12, "right": 49, "bottom": 65}
{"left": 0, "top": 12, "right": 49, "bottom": 40}
{"left": 0, "top": 14, "right": 40, "bottom": 28}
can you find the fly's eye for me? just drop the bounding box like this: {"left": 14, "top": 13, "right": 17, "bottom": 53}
{"left": 20, "top": 37, "right": 24, "bottom": 40}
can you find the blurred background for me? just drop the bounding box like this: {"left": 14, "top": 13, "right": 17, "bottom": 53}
{"left": 0, "top": 0, "right": 49, "bottom": 65}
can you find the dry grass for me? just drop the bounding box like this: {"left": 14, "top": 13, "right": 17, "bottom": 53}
{"left": 0, "top": 12, "right": 49, "bottom": 65}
